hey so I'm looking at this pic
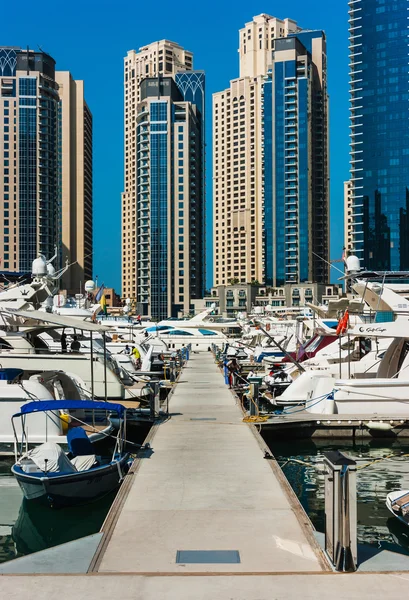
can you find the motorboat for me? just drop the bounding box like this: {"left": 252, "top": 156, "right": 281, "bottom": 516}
{"left": 0, "top": 367, "right": 95, "bottom": 447}
{"left": 157, "top": 306, "right": 240, "bottom": 332}
{"left": 279, "top": 278, "right": 409, "bottom": 413}
{"left": 142, "top": 324, "right": 228, "bottom": 352}
{"left": 11, "top": 400, "right": 131, "bottom": 507}
{"left": 386, "top": 490, "right": 409, "bottom": 526}
{"left": 277, "top": 334, "right": 388, "bottom": 408}
{"left": 0, "top": 325, "right": 124, "bottom": 400}
{"left": 0, "top": 311, "right": 153, "bottom": 401}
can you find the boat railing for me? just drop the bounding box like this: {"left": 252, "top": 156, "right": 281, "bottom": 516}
{"left": 0, "top": 347, "right": 89, "bottom": 356}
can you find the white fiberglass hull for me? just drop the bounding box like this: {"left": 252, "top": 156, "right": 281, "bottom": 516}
{"left": 386, "top": 490, "right": 409, "bottom": 527}
{"left": 331, "top": 379, "right": 409, "bottom": 416}
{"left": 157, "top": 335, "right": 226, "bottom": 352}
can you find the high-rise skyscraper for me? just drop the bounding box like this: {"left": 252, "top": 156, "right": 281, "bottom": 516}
{"left": 56, "top": 72, "right": 93, "bottom": 294}
{"left": 346, "top": 0, "right": 409, "bottom": 271}
{"left": 122, "top": 41, "right": 205, "bottom": 319}
{"left": 213, "top": 14, "right": 329, "bottom": 286}
{"left": 0, "top": 48, "right": 59, "bottom": 272}
{"left": 263, "top": 30, "right": 329, "bottom": 285}
{"left": 0, "top": 47, "right": 93, "bottom": 287}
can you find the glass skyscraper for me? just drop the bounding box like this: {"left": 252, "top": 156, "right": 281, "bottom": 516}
{"left": 0, "top": 47, "right": 93, "bottom": 286}
{"left": 348, "top": 0, "right": 409, "bottom": 270}
{"left": 135, "top": 74, "right": 204, "bottom": 320}
{"left": 262, "top": 31, "right": 329, "bottom": 286}
{"left": 0, "top": 48, "right": 59, "bottom": 272}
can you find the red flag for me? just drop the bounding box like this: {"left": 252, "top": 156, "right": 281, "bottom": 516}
{"left": 336, "top": 309, "right": 349, "bottom": 336}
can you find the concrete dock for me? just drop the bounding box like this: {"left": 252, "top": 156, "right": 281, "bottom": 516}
{"left": 93, "top": 352, "right": 326, "bottom": 573}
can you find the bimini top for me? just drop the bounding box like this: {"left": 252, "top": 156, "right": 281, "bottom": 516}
{"left": 13, "top": 400, "right": 126, "bottom": 418}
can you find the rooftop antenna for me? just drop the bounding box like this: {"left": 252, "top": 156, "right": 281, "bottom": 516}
{"left": 26, "top": 45, "right": 29, "bottom": 75}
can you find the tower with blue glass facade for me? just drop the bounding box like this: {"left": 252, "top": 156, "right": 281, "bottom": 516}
{"left": 122, "top": 41, "right": 199, "bottom": 306}
{"left": 0, "top": 48, "right": 59, "bottom": 272}
{"left": 135, "top": 73, "right": 205, "bottom": 320}
{"left": 0, "top": 47, "right": 92, "bottom": 286}
{"left": 213, "top": 15, "right": 329, "bottom": 289}
{"left": 347, "top": 0, "right": 409, "bottom": 271}
{"left": 263, "top": 31, "right": 329, "bottom": 285}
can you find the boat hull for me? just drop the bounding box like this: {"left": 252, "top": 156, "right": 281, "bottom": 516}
{"left": 12, "top": 454, "right": 130, "bottom": 507}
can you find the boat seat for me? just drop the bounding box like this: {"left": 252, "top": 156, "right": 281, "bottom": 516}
{"left": 67, "top": 427, "right": 94, "bottom": 457}
{"left": 19, "top": 457, "right": 43, "bottom": 474}
{"left": 70, "top": 454, "right": 98, "bottom": 471}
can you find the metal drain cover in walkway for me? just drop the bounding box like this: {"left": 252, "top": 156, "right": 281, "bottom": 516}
{"left": 190, "top": 418, "right": 217, "bottom": 421}
{"left": 176, "top": 550, "right": 241, "bottom": 564}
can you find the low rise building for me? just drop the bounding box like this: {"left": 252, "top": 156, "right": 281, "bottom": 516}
{"left": 204, "top": 283, "right": 342, "bottom": 317}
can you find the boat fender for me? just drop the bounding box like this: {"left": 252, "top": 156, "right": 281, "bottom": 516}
{"left": 59, "top": 412, "right": 71, "bottom": 434}
{"left": 367, "top": 421, "right": 393, "bottom": 431}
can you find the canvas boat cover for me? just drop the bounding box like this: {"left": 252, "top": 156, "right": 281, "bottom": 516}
{"left": 24, "top": 442, "right": 77, "bottom": 474}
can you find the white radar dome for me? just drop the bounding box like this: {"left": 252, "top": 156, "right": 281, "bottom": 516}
{"left": 85, "top": 280, "right": 96, "bottom": 293}
{"left": 47, "top": 263, "right": 56, "bottom": 276}
{"left": 32, "top": 255, "right": 47, "bottom": 276}
{"left": 346, "top": 255, "right": 360, "bottom": 273}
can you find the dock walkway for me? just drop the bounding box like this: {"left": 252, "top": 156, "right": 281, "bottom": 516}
{"left": 95, "top": 353, "right": 325, "bottom": 573}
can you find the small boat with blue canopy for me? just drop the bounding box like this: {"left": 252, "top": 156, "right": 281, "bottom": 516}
{"left": 11, "top": 400, "right": 131, "bottom": 507}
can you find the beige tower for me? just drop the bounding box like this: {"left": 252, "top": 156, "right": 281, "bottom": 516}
{"left": 122, "top": 40, "right": 193, "bottom": 301}
{"left": 213, "top": 15, "right": 300, "bottom": 286}
{"left": 56, "top": 71, "right": 93, "bottom": 294}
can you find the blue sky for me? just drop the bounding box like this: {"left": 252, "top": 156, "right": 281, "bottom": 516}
{"left": 1, "top": 0, "right": 350, "bottom": 291}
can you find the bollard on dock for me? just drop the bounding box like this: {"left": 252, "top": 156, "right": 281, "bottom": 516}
{"left": 323, "top": 450, "right": 357, "bottom": 572}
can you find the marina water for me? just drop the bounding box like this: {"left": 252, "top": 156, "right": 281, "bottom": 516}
{"left": 264, "top": 435, "right": 409, "bottom": 556}
{"left": 0, "top": 425, "right": 151, "bottom": 564}
{"left": 0, "top": 458, "right": 115, "bottom": 563}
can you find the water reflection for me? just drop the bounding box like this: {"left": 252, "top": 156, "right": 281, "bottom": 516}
{"left": 13, "top": 492, "right": 116, "bottom": 556}
{"left": 0, "top": 464, "right": 116, "bottom": 563}
{"left": 264, "top": 436, "right": 409, "bottom": 555}
{"left": 0, "top": 422, "right": 152, "bottom": 564}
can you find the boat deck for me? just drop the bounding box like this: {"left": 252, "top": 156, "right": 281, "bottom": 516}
{"left": 260, "top": 411, "right": 409, "bottom": 438}
{"left": 92, "top": 353, "right": 326, "bottom": 574}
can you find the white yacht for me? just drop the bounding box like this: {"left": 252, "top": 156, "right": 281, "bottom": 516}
{"left": 0, "top": 314, "right": 146, "bottom": 401}
{"left": 0, "top": 368, "right": 89, "bottom": 447}
{"left": 0, "top": 255, "right": 154, "bottom": 402}
{"left": 277, "top": 331, "right": 389, "bottom": 407}
{"left": 157, "top": 306, "right": 239, "bottom": 333}
{"left": 141, "top": 324, "right": 228, "bottom": 352}
{"left": 302, "top": 279, "right": 409, "bottom": 416}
